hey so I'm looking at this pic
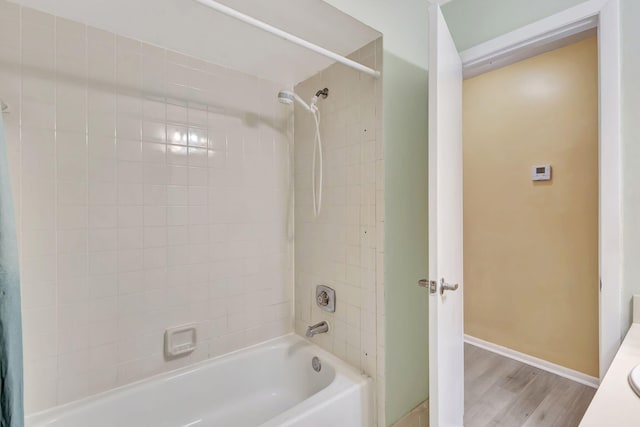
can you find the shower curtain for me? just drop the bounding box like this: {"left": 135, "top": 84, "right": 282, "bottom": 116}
{"left": 0, "top": 113, "right": 23, "bottom": 426}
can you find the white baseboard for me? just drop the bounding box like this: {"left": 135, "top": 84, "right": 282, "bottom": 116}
{"left": 464, "top": 334, "right": 600, "bottom": 389}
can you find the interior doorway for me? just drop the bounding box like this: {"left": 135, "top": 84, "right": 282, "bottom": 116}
{"left": 426, "top": 1, "right": 622, "bottom": 426}
{"left": 461, "top": 34, "right": 599, "bottom": 426}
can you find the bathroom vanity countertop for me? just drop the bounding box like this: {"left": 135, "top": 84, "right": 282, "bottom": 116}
{"left": 580, "top": 323, "right": 640, "bottom": 426}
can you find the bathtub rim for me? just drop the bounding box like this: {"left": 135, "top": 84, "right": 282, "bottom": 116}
{"left": 25, "top": 332, "right": 371, "bottom": 425}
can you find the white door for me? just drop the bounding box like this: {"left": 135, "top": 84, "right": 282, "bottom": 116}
{"left": 427, "top": 4, "right": 464, "bottom": 427}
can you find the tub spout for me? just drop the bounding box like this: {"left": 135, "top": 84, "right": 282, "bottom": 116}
{"left": 306, "top": 321, "right": 329, "bottom": 337}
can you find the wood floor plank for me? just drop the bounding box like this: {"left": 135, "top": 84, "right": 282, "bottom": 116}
{"left": 496, "top": 363, "right": 540, "bottom": 393}
{"left": 465, "top": 386, "right": 516, "bottom": 427}
{"left": 464, "top": 343, "right": 596, "bottom": 427}
{"left": 465, "top": 346, "right": 523, "bottom": 407}
{"left": 550, "top": 385, "right": 596, "bottom": 427}
{"left": 487, "top": 369, "right": 558, "bottom": 427}
{"left": 521, "top": 377, "right": 584, "bottom": 427}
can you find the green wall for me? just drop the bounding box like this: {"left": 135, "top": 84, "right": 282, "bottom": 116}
{"left": 382, "top": 51, "right": 429, "bottom": 424}
{"left": 442, "top": 0, "right": 640, "bottom": 345}
{"left": 323, "top": 1, "right": 430, "bottom": 425}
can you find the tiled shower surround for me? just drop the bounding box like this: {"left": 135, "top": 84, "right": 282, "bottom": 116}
{"left": 293, "top": 39, "right": 384, "bottom": 422}
{"left": 0, "top": 2, "right": 294, "bottom": 412}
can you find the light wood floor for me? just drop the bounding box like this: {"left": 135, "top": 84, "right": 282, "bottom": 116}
{"left": 464, "top": 343, "right": 596, "bottom": 427}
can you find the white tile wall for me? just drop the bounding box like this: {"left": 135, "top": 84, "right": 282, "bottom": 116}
{"left": 0, "top": 0, "right": 294, "bottom": 413}
{"left": 293, "top": 39, "right": 385, "bottom": 424}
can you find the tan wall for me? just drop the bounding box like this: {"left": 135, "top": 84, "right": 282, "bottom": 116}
{"left": 463, "top": 37, "right": 599, "bottom": 376}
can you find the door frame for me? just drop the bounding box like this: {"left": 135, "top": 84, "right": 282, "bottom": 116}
{"left": 455, "top": 0, "right": 622, "bottom": 381}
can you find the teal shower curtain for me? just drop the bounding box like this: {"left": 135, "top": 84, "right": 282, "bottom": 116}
{"left": 0, "top": 113, "right": 23, "bottom": 426}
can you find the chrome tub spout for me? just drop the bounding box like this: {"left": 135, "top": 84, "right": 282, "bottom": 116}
{"left": 306, "top": 321, "right": 329, "bottom": 337}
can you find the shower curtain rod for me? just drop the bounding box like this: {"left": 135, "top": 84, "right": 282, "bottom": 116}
{"left": 193, "top": 0, "right": 381, "bottom": 79}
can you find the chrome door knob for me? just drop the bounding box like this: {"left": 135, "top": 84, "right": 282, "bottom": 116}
{"left": 440, "top": 278, "right": 459, "bottom": 295}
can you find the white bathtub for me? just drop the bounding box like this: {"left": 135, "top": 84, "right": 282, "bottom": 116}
{"left": 26, "top": 334, "right": 372, "bottom": 427}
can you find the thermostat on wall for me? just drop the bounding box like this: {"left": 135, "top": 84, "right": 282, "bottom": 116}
{"left": 531, "top": 164, "right": 552, "bottom": 181}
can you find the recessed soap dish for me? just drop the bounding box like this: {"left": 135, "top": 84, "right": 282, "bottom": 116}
{"left": 165, "top": 323, "right": 197, "bottom": 358}
{"left": 629, "top": 364, "right": 640, "bottom": 398}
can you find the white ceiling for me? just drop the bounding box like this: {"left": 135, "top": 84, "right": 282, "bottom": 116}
{"left": 11, "top": 0, "right": 381, "bottom": 85}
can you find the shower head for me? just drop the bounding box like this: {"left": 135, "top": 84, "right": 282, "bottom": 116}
{"left": 277, "top": 90, "right": 311, "bottom": 111}
{"left": 277, "top": 90, "right": 296, "bottom": 106}
{"left": 277, "top": 89, "right": 328, "bottom": 112}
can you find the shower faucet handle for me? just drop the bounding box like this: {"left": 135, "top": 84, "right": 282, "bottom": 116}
{"left": 315, "top": 285, "right": 335, "bottom": 312}
{"left": 317, "top": 291, "right": 329, "bottom": 306}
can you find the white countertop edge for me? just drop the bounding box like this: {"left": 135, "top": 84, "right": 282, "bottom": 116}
{"left": 580, "top": 321, "right": 640, "bottom": 425}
